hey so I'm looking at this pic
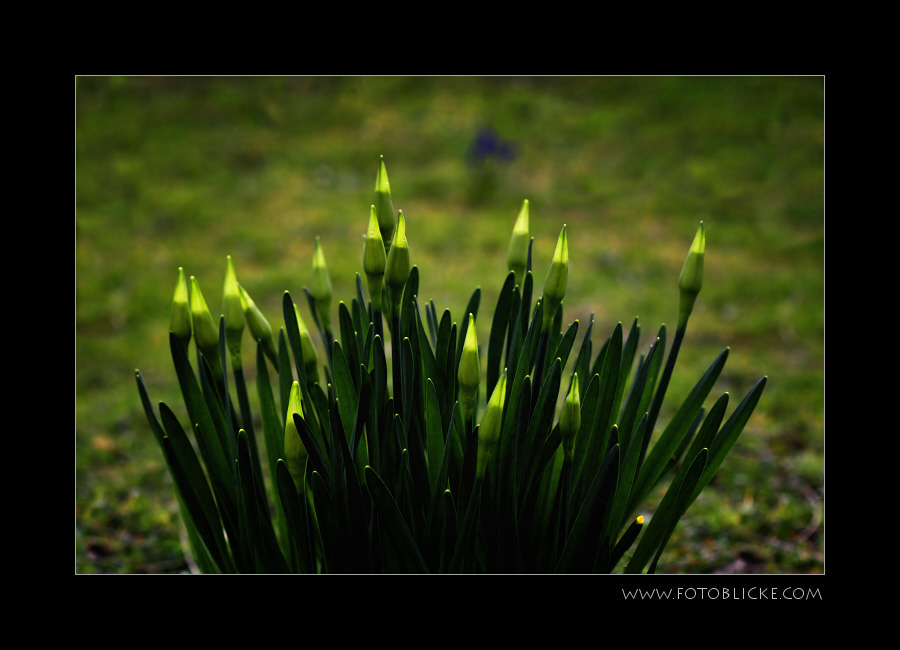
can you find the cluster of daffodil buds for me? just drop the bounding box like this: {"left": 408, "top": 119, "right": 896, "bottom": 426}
{"left": 144, "top": 154, "right": 766, "bottom": 576}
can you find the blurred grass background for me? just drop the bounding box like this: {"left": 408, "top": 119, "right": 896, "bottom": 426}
{"left": 75, "top": 76, "right": 824, "bottom": 574}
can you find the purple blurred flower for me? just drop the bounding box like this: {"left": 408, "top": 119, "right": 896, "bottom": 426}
{"left": 467, "top": 127, "right": 518, "bottom": 165}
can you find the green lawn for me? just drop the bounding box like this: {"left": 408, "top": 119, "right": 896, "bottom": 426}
{"left": 75, "top": 76, "right": 824, "bottom": 573}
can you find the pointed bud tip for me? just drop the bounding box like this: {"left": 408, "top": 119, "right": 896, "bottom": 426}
{"left": 691, "top": 222, "right": 706, "bottom": 254}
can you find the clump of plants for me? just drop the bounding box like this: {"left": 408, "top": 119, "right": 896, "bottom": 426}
{"left": 136, "top": 156, "right": 766, "bottom": 573}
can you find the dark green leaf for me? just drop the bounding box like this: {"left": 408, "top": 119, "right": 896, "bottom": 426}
{"left": 161, "top": 437, "right": 232, "bottom": 573}
{"left": 277, "top": 330, "right": 293, "bottom": 422}
{"left": 399, "top": 266, "right": 420, "bottom": 341}
{"left": 284, "top": 291, "right": 307, "bottom": 392}
{"left": 439, "top": 489, "right": 457, "bottom": 573}
{"left": 647, "top": 448, "right": 708, "bottom": 574}
{"left": 293, "top": 413, "right": 330, "bottom": 487}
{"left": 424, "top": 379, "right": 444, "bottom": 496}
{"left": 276, "top": 460, "right": 311, "bottom": 573}
{"left": 168, "top": 333, "right": 235, "bottom": 505}
{"left": 556, "top": 444, "right": 619, "bottom": 573}
{"left": 487, "top": 271, "right": 516, "bottom": 397}
{"left": 157, "top": 404, "right": 233, "bottom": 573}
{"left": 607, "top": 516, "right": 643, "bottom": 573}
{"left": 628, "top": 347, "right": 729, "bottom": 516}
{"left": 331, "top": 340, "right": 358, "bottom": 441}
{"left": 607, "top": 413, "right": 649, "bottom": 544}
{"left": 310, "top": 470, "right": 341, "bottom": 573}
{"left": 689, "top": 377, "right": 767, "bottom": 507}
{"left": 339, "top": 302, "right": 361, "bottom": 390}
{"left": 572, "top": 315, "right": 594, "bottom": 400}
{"left": 365, "top": 466, "right": 429, "bottom": 573}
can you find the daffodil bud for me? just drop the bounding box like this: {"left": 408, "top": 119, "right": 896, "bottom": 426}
{"left": 222, "top": 256, "right": 245, "bottom": 366}
{"left": 311, "top": 237, "right": 333, "bottom": 333}
{"left": 476, "top": 368, "right": 507, "bottom": 479}
{"left": 541, "top": 225, "right": 568, "bottom": 330}
{"left": 507, "top": 199, "right": 530, "bottom": 284}
{"left": 363, "top": 205, "right": 387, "bottom": 312}
{"left": 458, "top": 313, "right": 480, "bottom": 419}
{"left": 283, "top": 381, "right": 307, "bottom": 492}
{"left": 294, "top": 304, "right": 319, "bottom": 384}
{"left": 677, "top": 222, "right": 705, "bottom": 331}
{"left": 189, "top": 276, "right": 222, "bottom": 378}
{"left": 170, "top": 267, "right": 192, "bottom": 353}
{"left": 559, "top": 373, "right": 581, "bottom": 462}
{"left": 373, "top": 155, "right": 395, "bottom": 252}
{"left": 385, "top": 210, "right": 410, "bottom": 318}
{"left": 237, "top": 283, "right": 278, "bottom": 364}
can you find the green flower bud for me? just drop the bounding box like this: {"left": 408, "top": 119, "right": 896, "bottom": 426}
{"left": 363, "top": 205, "right": 387, "bottom": 311}
{"left": 237, "top": 283, "right": 278, "bottom": 364}
{"left": 169, "top": 267, "right": 192, "bottom": 353}
{"left": 559, "top": 373, "right": 581, "bottom": 462}
{"left": 458, "top": 313, "right": 480, "bottom": 419}
{"left": 677, "top": 222, "right": 705, "bottom": 331}
{"left": 294, "top": 303, "right": 319, "bottom": 384}
{"left": 311, "top": 237, "right": 333, "bottom": 333}
{"left": 189, "top": 276, "right": 222, "bottom": 378}
{"left": 373, "top": 155, "right": 395, "bottom": 252}
{"left": 222, "top": 256, "right": 245, "bottom": 366}
{"left": 476, "top": 368, "right": 507, "bottom": 479}
{"left": 283, "top": 381, "right": 307, "bottom": 492}
{"left": 385, "top": 210, "right": 410, "bottom": 318}
{"left": 541, "top": 224, "right": 568, "bottom": 330}
{"left": 507, "top": 199, "right": 530, "bottom": 284}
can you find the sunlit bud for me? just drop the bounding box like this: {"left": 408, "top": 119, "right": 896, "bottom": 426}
{"left": 294, "top": 304, "right": 319, "bottom": 384}
{"left": 238, "top": 283, "right": 278, "bottom": 364}
{"left": 559, "top": 373, "right": 581, "bottom": 462}
{"left": 541, "top": 225, "right": 568, "bottom": 330}
{"left": 222, "top": 256, "right": 245, "bottom": 365}
{"left": 311, "top": 237, "right": 333, "bottom": 332}
{"left": 476, "top": 369, "right": 507, "bottom": 478}
{"left": 373, "top": 155, "right": 395, "bottom": 251}
{"left": 385, "top": 210, "right": 410, "bottom": 317}
{"left": 507, "top": 199, "right": 530, "bottom": 284}
{"left": 189, "top": 276, "right": 222, "bottom": 378}
{"left": 363, "top": 205, "right": 387, "bottom": 311}
{"left": 283, "top": 381, "right": 307, "bottom": 492}
{"left": 677, "top": 222, "right": 705, "bottom": 331}
{"left": 170, "top": 267, "right": 192, "bottom": 353}
{"left": 458, "top": 313, "right": 480, "bottom": 419}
